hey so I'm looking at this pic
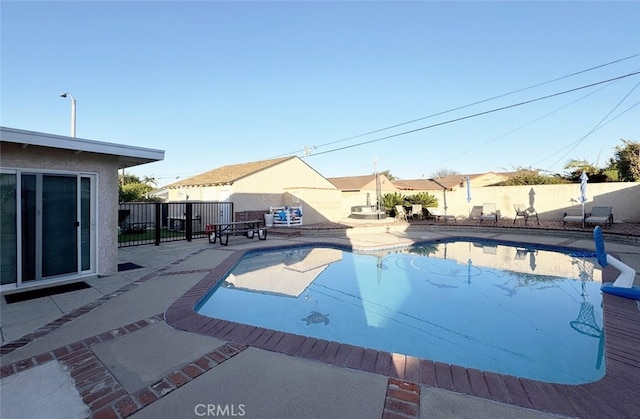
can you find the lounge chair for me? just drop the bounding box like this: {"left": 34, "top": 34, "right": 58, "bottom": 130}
{"left": 428, "top": 208, "right": 456, "bottom": 222}
{"left": 479, "top": 203, "right": 498, "bottom": 223}
{"left": 585, "top": 206, "right": 613, "bottom": 228}
{"left": 513, "top": 204, "right": 539, "bottom": 225}
{"left": 409, "top": 204, "right": 423, "bottom": 220}
{"left": 563, "top": 209, "right": 585, "bottom": 227}
{"left": 395, "top": 205, "right": 408, "bottom": 222}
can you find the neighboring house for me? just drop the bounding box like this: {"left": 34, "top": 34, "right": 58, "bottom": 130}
{"left": 0, "top": 127, "right": 164, "bottom": 294}
{"left": 394, "top": 172, "right": 517, "bottom": 193}
{"left": 328, "top": 174, "right": 398, "bottom": 217}
{"left": 164, "top": 156, "right": 341, "bottom": 224}
{"left": 149, "top": 185, "right": 169, "bottom": 201}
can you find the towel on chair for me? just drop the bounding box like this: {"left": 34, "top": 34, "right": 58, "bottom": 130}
{"left": 295, "top": 208, "right": 302, "bottom": 217}
{"left": 278, "top": 210, "right": 286, "bottom": 221}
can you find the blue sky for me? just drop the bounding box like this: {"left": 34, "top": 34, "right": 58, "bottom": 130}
{"left": 2, "top": 1, "right": 639, "bottom": 186}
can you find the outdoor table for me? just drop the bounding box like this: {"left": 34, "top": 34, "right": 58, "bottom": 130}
{"left": 205, "top": 220, "right": 267, "bottom": 246}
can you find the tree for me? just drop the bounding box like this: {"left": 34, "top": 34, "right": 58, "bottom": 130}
{"left": 431, "top": 169, "right": 459, "bottom": 178}
{"left": 495, "top": 168, "right": 567, "bottom": 185}
{"left": 381, "top": 192, "right": 405, "bottom": 215}
{"left": 378, "top": 169, "right": 396, "bottom": 181}
{"left": 613, "top": 139, "right": 640, "bottom": 182}
{"left": 119, "top": 183, "right": 153, "bottom": 202}
{"left": 563, "top": 159, "right": 599, "bottom": 178}
{"left": 118, "top": 173, "right": 156, "bottom": 202}
{"left": 141, "top": 175, "right": 158, "bottom": 187}
{"left": 405, "top": 192, "right": 439, "bottom": 208}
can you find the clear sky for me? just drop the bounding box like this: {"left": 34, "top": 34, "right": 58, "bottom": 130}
{"left": 2, "top": 1, "right": 639, "bottom": 186}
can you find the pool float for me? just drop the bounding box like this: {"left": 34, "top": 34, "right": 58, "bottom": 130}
{"left": 594, "top": 226, "right": 640, "bottom": 300}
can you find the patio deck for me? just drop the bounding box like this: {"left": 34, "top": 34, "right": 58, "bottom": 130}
{"left": 1, "top": 222, "right": 639, "bottom": 418}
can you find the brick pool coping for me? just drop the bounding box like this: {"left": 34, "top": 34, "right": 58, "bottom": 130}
{"left": 165, "top": 242, "right": 640, "bottom": 418}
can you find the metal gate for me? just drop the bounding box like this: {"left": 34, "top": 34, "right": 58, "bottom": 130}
{"left": 118, "top": 201, "right": 233, "bottom": 247}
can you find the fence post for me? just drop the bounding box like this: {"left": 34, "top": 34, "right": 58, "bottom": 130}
{"left": 155, "top": 202, "right": 161, "bottom": 246}
{"left": 186, "top": 203, "right": 193, "bottom": 242}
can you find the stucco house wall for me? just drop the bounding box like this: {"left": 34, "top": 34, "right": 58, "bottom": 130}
{"left": 0, "top": 127, "right": 164, "bottom": 293}
{"left": 2, "top": 142, "right": 119, "bottom": 277}
{"left": 232, "top": 157, "right": 336, "bottom": 211}
{"left": 166, "top": 157, "right": 341, "bottom": 223}
{"left": 282, "top": 188, "right": 343, "bottom": 223}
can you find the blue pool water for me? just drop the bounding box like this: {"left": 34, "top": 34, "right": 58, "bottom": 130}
{"left": 196, "top": 240, "right": 605, "bottom": 384}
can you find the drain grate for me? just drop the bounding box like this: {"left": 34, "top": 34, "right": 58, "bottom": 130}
{"left": 4, "top": 282, "right": 91, "bottom": 304}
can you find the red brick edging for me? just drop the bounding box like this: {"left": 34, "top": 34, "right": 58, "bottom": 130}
{"left": 0, "top": 314, "right": 247, "bottom": 418}
{"left": 383, "top": 378, "right": 420, "bottom": 419}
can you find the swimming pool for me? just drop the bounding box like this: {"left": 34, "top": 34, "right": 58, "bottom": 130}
{"left": 196, "top": 239, "right": 605, "bottom": 384}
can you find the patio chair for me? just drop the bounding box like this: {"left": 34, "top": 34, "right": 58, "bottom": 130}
{"left": 479, "top": 203, "right": 498, "bottom": 224}
{"left": 513, "top": 204, "right": 539, "bottom": 225}
{"left": 410, "top": 204, "right": 423, "bottom": 220}
{"left": 428, "top": 208, "right": 456, "bottom": 222}
{"left": 563, "top": 209, "right": 585, "bottom": 227}
{"left": 395, "top": 205, "right": 408, "bottom": 222}
{"left": 585, "top": 206, "right": 613, "bottom": 228}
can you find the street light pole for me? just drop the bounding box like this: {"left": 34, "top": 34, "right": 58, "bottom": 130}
{"left": 60, "top": 93, "right": 76, "bottom": 137}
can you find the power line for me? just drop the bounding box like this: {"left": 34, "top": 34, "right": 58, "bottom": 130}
{"left": 418, "top": 78, "right": 620, "bottom": 175}
{"left": 543, "top": 80, "right": 640, "bottom": 170}
{"left": 270, "top": 53, "right": 640, "bottom": 158}
{"left": 531, "top": 99, "right": 640, "bottom": 173}
{"left": 304, "top": 71, "right": 640, "bottom": 158}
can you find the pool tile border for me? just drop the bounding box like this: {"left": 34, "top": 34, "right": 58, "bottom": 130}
{"left": 165, "top": 243, "right": 640, "bottom": 418}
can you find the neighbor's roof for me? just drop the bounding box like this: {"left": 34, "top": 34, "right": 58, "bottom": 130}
{"left": 167, "top": 156, "right": 296, "bottom": 187}
{"left": 395, "top": 172, "right": 519, "bottom": 191}
{"left": 1, "top": 126, "right": 164, "bottom": 169}
{"left": 327, "top": 175, "right": 377, "bottom": 190}
{"left": 393, "top": 178, "right": 447, "bottom": 191}
{"left": 327, "top": 174, "right": 399, "bottom": 192}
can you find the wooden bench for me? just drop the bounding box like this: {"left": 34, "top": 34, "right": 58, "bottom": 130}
{"left": 204, "top": 220, "right": 267, "bottom": 246}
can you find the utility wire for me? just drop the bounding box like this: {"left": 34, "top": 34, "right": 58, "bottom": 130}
{"left": 532, "top": 99, "right": 640, "bottom": 172}
{"left": 418, "top": 78, "right": 620, "bottom": 175}
{"left": 271, "top": 53, "right": 640, "bottom": 158}
{"left": 543, "top": 80, "right": 640, "bottom": 170}
{"left": 304, "top": 71, "right": 640, "bottom": 158}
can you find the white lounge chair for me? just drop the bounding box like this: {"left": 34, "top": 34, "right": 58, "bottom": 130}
{"left": 563, "top": 209, "right": 585, "bottom": 227}
{"left": 395, "top": 205, "right": 408, "bottom": 222}
{"left": 479, "top": 203, "right": 498, "bottom": 223}
{"left": 428, "top": 208, "right": 455, "bottom": 222}
{"left": 585, "top": 206, "right": 613, "bottom": 228}
{"left": 513, "top": 204, "right": 539, "bottom": 225}
{"left": 409, "top": 204, "right": 423, "bottom": 220}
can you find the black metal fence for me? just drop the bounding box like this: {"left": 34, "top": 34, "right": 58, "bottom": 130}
{"left": 118, "top": 201, "right": 234, "bottom": 247}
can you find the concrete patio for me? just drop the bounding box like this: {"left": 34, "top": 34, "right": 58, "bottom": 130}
{"left": 1, "top": 221, "right": 639, "bottom": 419}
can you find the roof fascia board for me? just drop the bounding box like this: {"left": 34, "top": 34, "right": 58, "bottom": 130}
{"left": 1, "top": 126, "right": 164, "bottom": 162}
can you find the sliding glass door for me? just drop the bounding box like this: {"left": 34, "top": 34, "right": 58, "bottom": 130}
{"left": 0, "top": 173, "right": 17, "bottom": 285}
{"left": 0, "top": 171, "right": 95, "bottom": 290}
{"left": 42, "top": 175, "right": 79, "bottom": 278}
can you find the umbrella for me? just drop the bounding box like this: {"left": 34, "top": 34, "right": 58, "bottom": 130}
{"left": 466, "top": 176, "right": 472, "bottom": 217}
{"left": 579, "top": 172, "right": 589, "bottom": 227}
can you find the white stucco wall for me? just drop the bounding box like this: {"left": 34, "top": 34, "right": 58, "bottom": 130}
{"left": 282, "top": 188, "right": 343, "bottom": 223}
{"left": 1, "top": 142, "right": 120, "bottom": 277}
{"left": 403, "top": 182, "right": 640, "bottom": 222}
